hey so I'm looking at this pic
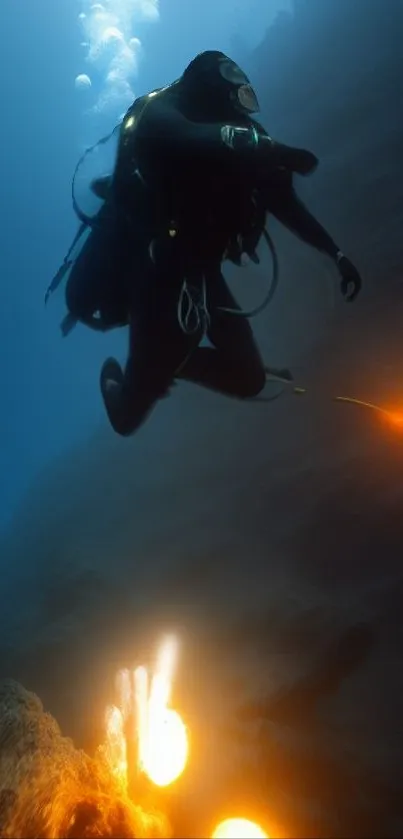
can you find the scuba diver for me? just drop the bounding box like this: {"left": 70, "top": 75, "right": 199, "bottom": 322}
{"left": 49, "top": 51, "right": 362, "bottom": 437}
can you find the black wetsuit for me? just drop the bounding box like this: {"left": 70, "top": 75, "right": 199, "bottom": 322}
{"left": 65, "top": 83, "right": 340, "bottom": 436}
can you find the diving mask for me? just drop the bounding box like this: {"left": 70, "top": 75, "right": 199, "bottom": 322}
{"left": 218, "top": 57, "right": 260, "bottom": 114}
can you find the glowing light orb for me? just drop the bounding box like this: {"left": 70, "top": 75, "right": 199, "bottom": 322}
{"left": 387, "top": 410, "right": 403, "bottom": 427}
{"left": 142, "top": 707, "right": 188, "bottom": 787}
{"left": 135, "top": 636, "right": 189, "bottom": 787}
{"left": 212, "top": 818, "right": 268, "bottom": 839}
{"left": 106, "top": 636, "right": 188, "bottom": 790}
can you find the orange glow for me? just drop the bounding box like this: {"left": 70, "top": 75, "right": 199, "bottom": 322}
{"left": 104, "top": 704, "right": 128, "bottom": 790}
{"left": 290, "top": 386, "right": 403, "bottom": 433}
{"left": 140, "top": 705, "right": 188, "bottom": 787}
{"left": 116, "top": 667, "right": 133, "bottom": 719}
{"left": 333, "top": 396, "right": 403, "bottom": 430}
{"left": 385, "top": 410, "right": 403, "bottom": 427}
{"left": 212, "top": 818, "right": 269, "bottom": 838}
{"left": 105, "top": 636, "right": 188, "bottom": 790}
{"left": 103, "top": 640, "right": 274, "bottom": 837}
{"left": 135, "top": 636, "right": 188, "bottom": 787}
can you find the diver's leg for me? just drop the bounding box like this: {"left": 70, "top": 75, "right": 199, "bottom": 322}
{"left": 178, "top": 274, "right": 267, "bottom": 398}
{"left": 100, "top": 286, "right": 197, "bottom": 436}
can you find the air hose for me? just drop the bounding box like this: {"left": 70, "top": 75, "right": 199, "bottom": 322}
{"left": 218, "top": 228, "right": 279, "bottom": 319}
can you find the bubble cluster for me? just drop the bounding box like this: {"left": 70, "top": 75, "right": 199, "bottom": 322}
{"left": 75, "top": 0, "right": 159, "bottom": 116}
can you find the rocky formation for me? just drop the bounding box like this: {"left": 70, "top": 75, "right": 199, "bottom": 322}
{"left": 0, "top": 680, "right": 168, "bottom": 838}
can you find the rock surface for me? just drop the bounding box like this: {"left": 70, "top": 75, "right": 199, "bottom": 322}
{"left": 0, "top": 680, "right": 167, "bottom": 839}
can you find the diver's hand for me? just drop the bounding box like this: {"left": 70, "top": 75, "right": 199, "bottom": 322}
{"left": 291, "top": 148, "right": 319, "bottom": 176}
{"left": 336, "top": 253, "right": 362, "bottom": 302}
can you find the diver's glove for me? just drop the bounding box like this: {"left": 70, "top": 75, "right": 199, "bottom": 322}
{"left": 286, "top": 147, "right": 318, "bottom": 176}
{"left": 221, "top": 125, "right": 318, "bottom": 175}
{"left": 336, "top": 251, "right": 362, "bottom": 302}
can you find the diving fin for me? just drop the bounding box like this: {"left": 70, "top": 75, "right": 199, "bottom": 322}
{"left": 265, "top": 365, "right": 293, "bottom": 382}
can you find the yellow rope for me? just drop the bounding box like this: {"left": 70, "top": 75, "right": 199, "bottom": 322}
{"left": 266, "top": 375, "right": 403, "bottom": 426}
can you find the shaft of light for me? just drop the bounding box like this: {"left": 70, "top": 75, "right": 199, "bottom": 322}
{"left": 116, "top": 668, "right": 132, "bottom": 721}
{"left": 134, "top": 665, "right": 149, "bottom": 771}
{"left": 104, "top": 704, "right": 128, "bottom": 790}
{"left": 150, "top": 635, "right": 178, "bottom": 709}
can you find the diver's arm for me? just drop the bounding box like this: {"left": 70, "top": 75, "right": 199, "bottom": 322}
{"left": 267, "top": 176, "right": 363, "bottom": 300}
{"left": 137, "top": 99, "right": 318, "bottom": 173}
{"left": 136, "top": 98, "right": 235, "bottom": 159}
{"left": 268, "top": 181, "right": 340, "bottom": 260}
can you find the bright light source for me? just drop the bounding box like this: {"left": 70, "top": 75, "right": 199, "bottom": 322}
{"left": 106, "top": 635, "right": 188, "bottom": 789}
{"left": 212, "top": 818, "right": 268, "bottom": 839}
{"left": 135, "top": 636, "right": 188, "bottom": 787}
{"left": 141, "top": 706, "right": 188, "bottom": 787}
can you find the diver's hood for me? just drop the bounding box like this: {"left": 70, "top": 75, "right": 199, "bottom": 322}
{"left": 179, "top": 51, "right": 260, "bottom": 119}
